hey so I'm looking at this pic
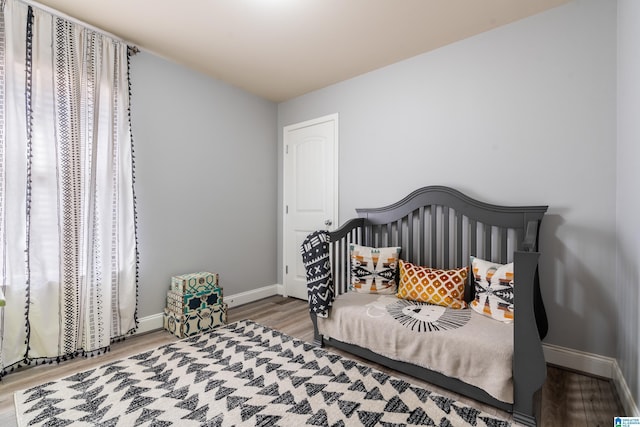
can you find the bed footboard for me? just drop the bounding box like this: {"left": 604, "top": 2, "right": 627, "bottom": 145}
{"left": 513, "top": 250, "right": 546, "bottom": 426}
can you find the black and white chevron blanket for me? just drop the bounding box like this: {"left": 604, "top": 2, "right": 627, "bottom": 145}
{"left": 300, "top": 230, "right": 333, "bottom": 318}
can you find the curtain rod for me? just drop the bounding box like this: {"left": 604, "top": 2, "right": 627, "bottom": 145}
{"left": 18, "top": 0, "right": 139, "bottom": 53}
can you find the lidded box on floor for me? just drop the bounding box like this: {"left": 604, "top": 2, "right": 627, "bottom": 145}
{"left": 163, "top": 304, "right": 227, "bottom": 338}
{"left": 163, "top": 271, "right": 227, "bottom": 338}
{"left": 166, "top": 288, "right": 223, "bottom": 315}
{"left": 171, "top": 271, "right": 218, "bottom": 294}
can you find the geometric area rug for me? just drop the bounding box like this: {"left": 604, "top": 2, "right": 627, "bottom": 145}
{"left": 15, "top": 320, "right": 511, "bottom": 426}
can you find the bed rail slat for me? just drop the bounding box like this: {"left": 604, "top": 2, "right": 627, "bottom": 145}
{"left": 340, "top": 242, "right": 345, "bottom": 293}
{"left": 331, "top": 242, "right": 338, "bottom": 292}
{"left": 443, "top": 206, "right": 450, "bottom": 268}
{"left": 485, "top": 224, "right": 492, "bottom": 260}
{"left": 407, "top": 212, "right": 414, "bottom": 262}
{"left": 431, "top": 206, "right": 438, "bottom": 267}
{"left": 344, "top": 235, "right": 351, "bottom": 293}
{"left": 456, "top": 212, "right": 463, "bottom": 267}
{"left": 500, "top": 227, "right": 508, "bottom": 263}
{"left": 419, "top": 207, "right": 425, "bottom": 266}
{"left": 515, "top": 228, "right": 523, "bottom": 252}
{"left": 470, "top": 219, "right": 477, "bottom": 257}
{"left": 371, "top": 225, "right": 375, "bottom": 247}
{"left": 336, "top": 238, "right": 344, "bottom": 294}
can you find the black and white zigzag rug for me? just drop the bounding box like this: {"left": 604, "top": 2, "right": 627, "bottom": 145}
{"left": 14, "top": 320, "right": 511, "bottom": 426}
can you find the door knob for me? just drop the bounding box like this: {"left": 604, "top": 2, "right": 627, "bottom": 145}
{"left": 324, "top": 219, "right": 333, "bottom": 226}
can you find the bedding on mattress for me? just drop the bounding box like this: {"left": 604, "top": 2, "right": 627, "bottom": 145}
{"left": 317, "top": 291, "right": 514, "bottom": 403}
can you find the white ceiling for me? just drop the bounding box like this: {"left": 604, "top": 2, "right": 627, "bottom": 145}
{"left": 32, "top": 0, "right": 570, "bottom": 102}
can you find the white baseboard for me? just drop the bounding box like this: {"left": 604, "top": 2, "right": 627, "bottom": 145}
{"left": 543, "top": 342, "right": 638, "bottom": 416}
{"left": 223, "top": 284, "right": 284, "bottom": 308}
{"left": 543, "top": 342, "right": 614, "bottom": 378}
{"left": 135, "top": 283, "right": 284, "bottom": 335}
{"left": 612, "top": 359, "right": 640, "bottom": 416}
{"left": 136, "top": 312, "right": 165, "bottom": 334}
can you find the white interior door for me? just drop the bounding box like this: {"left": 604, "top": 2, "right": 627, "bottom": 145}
{"left": 283, "top": 114, "right": 338, "bottom": 300}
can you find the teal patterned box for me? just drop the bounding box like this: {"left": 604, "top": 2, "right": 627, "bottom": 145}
{"left": 166, "top": 288, "right": 223, "bottom": 315}
{"left": 171, "top": 272, "right": 218, "bottom": 294}
{"left": 163, "top": 303, "right": 227, "bottom": 338}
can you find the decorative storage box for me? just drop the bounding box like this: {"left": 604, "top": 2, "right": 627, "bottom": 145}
{"left": 163, "top": 303, "right": 228, "bottom": 338}
{"left": 171, "top": 272, "right": 218, "bottom": 294}
{"left": 166, "top": 288, "right": 223, "bottom": 315}
{"left": 163, "top": 271, "right": 226, "bottom": 338}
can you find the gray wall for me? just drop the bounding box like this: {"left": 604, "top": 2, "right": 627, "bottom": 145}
{"left": 616, "top": 0, "right": 640, "bottom": 409}
{"left": 128, "top": 0, "right": 637, "bottom": 406}
{"left": 278, "top": 0, "right": 617, "bottom": 358}
{"left": 131, "top": 52, "right": 277, "bottom": 318}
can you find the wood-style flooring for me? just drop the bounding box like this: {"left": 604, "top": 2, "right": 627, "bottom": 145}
{"left": 0, "top": 296, "right": 625, "bottom": 426}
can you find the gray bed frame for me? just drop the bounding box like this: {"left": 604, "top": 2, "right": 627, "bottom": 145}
{"left": 308, "top": 185, "right": 548, "bottom": 426}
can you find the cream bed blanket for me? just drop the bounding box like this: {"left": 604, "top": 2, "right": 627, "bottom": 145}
{"left": 317, "top": 292, "right": 514, "bottom": 403}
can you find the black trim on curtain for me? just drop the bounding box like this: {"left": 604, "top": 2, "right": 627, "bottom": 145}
{"left": 23, "top": 4, "right": 34, "bottom": 365}
{"left": 126, "top": 46, "right": 139, "bottom": 335}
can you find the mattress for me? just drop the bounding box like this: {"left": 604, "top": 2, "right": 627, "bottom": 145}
{"left": 317, "top": 292, "right": 514, "bottom": 403}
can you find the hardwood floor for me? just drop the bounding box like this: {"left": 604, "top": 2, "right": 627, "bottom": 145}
{"left": 0, "top": 296, "right": 625, "bottom": 426}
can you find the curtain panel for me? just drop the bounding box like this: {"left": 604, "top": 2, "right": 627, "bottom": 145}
{"left": 0, "top": 0, "right": 138, "bottom": 377}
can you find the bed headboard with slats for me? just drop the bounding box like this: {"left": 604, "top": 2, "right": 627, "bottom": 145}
{"left": 328, "top": 186, "right": 548, "bottom": 301}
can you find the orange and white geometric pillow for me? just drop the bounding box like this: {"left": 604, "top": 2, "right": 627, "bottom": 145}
{"left": 470, "top": 256, "right": 515, "bottom": 323}
{"left": 396, "top": 260, "right": 468, "bottom": 309}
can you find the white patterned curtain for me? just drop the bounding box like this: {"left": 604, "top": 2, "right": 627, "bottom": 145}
{"left": 0, "top": 0, "right": 138, "bottom": 377}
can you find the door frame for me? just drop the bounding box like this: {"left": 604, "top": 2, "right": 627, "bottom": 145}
{"left": 282, "top": 113, "right": 339, "bottom": 298}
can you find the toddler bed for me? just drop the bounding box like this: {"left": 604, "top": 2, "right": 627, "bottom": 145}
{"left": 301, "top": 185, "right": 548, "bottom": 426}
